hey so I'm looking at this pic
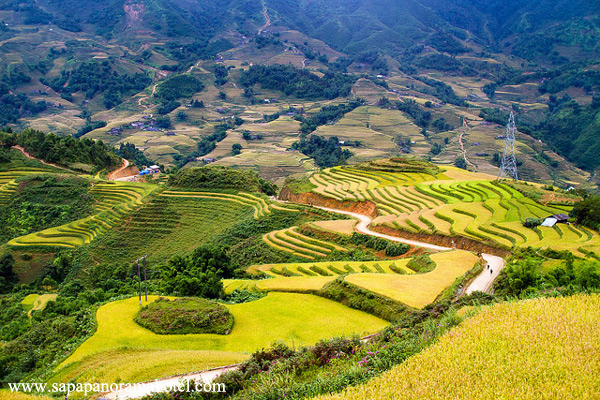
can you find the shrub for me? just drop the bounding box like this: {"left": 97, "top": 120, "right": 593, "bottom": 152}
{"left": 134, "top": 297, "right": 233, "bottom": 335}
{"left": 385, "top": 243, "right": 410, "bottom": 257}
{"left": 406, "top": 254, "right": 436, "bottom": 273}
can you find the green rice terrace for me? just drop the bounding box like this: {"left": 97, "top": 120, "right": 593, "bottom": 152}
{"left": 294, "top": 165, "right": 600, "bottom": 257}
{"left": 0, "top": 150, "right": 599, "bottom": 399}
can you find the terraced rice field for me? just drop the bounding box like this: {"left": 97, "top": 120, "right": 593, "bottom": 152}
{"left": 247, "top": 259, "right": 414, "bottom": 277}
{"left": 8, "top": 182, "right": 156, "bottom": 249}
{"left": 344, "top": 251, "right": 478, "bottom": 308}
{"left": 87, "top": 196, "right": 256, "bottom": 264}
{"left": 262, "top": 227, "right": 348, "bottom": 259}
{"left": 57, "top": 293, "right": 388, "bottom": 383}
{"left": 317, "top": 294, "right": 600, "bottom": 400}
{"left": 308, "top": 166, "right": 440, "bottom": 201}
{"left": 306, "top": 167, "right": 600, "bottom": 255}
{"left": 160, "top": 190, "right": 297, "bottom": 218}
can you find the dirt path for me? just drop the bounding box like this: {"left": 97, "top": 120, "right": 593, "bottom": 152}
{"left": 12, "top": 145, "right": 72, "bottom": 172}
{"left": 315, "top": 206, "right": 450, "bottom": 251}
{"left": 106, "top": 158, "right": 130, "bottom": 181}
{"left": 314, "top": 205, "right": 505, "bottom": 293}
{"left": 459, "top": 120, "right": 478, "bottom": 171}
{"left": 465, "top": 254, "right": 505, "bottom": 294}
{"left": 258, "top": 3, "right": 271, "bottom": 34}
{"left": 138, "top": 82, "right": 160, "bottom": 108}
{"left": 99, "top": 366, "right": 239, "bottom": 400}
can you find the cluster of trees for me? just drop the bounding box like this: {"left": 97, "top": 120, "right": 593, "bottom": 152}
{"left": 416, "top": 77, "right": 466, "bottom": 106}
{"left": 41, "top": 60, "right": 151, "bottom": 109}
{"left": 393, "top": 99, "right": 431, "bottom": 129}
{"left": 496, "top": 248, "right": 600, "bottom": 297}
{"left": 155, "top": 74, "right": 205, "bottom": 101}
{"left": 1, "top": 128, "right": 120, "bottom": 170}
{"left": 0, "top": 90, "right": 47, "bottom": 125}
{"left": 0, "top": 69, "right": 47, "bottom": 124}
{"left": 159, "top": 245, "right": 231, "bottom": 298}
{"left": 240, "top": 65, "right": 357, "bottom": 100}
{"left": 0, "top": 253, "right": 17, "bottom": 293}
{"left": 292, "top": 135, "right": 353, "bottom": 168}
{"left": 115, "top": 143, "right": 155, "bottom": 168}
{"left": 427, "top": 32, "right": 469, "bottom": 55}
{"left": 155, "top": 39, "right": 233, "bottom": 71}
{"left": 348, "top": 233, "right": 410, "bottom": 256}
{"left": 299, "top": 100, "right": 364, "bottom": 134}
{"left": 570, "top": 195, "right": 600, "bottom": 232}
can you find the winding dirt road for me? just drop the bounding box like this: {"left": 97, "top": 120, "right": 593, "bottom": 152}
{"left": 459, "top": 119, "right": 478, "bottom": 171}
{"left": 314, "top": 205, "right": 505, "bottom": 293}
{"left": 258, "top": 4, "right": 271, "bottom": 34}
{"left": 106, "top": 158, "right": 130, "bottom": 181}
{"left": 12, "top": 145, "right": 72, "bottom": 172}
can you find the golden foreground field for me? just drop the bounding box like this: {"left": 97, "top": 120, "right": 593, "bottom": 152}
{"left": 317, "top": 294, "right": 600, "bottom": 400}
{"left": 54, "top": 293, "right": 387, "bottom": 383}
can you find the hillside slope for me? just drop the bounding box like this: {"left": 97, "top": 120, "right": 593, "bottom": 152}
{"left": 318, "top": 294, "right": 600, "bottom": 400}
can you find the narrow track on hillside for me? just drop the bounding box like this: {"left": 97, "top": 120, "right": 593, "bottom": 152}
{"left": 459, "top": 119, "right": 478, "bottom": 171}
{"left": 12, "top": 145, "right": 73, "bottom": 172}
{"left": 258, "top": 3, "right": 271, "bottom": 34}
{"left": 313, "top": 205, "right": 505, "bottom": 294}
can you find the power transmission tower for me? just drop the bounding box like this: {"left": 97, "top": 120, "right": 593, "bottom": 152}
{"left": 498, "top": 111, "right": 519, "bottom": 182}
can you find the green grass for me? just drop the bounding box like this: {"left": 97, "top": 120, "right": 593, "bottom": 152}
{"left": 57, "top": 293, "right": 388, "bottom": 381}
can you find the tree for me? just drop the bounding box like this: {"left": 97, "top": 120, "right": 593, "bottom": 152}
{"left": 176, "top": 111, "right": 188, "bottom": 121}
{"left": 570, "top": 195, "right": 600, "bottom": 231}
{"left": 231, "top": 143, "right": 242, "bottom": 156}
{"left": 159, "top": 245, "right": 232, "bottom": 298}
{"left": 0, "top": 253, "right": 17, "bottom": 293}
{"left": 454, "top": 156, "right": 467, "bottom": 169}
{"left": 218, "top": 91, "right": 227, "bottom": 100}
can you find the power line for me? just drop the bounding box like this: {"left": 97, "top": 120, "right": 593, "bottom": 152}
{"left": 498, "top": 110, "right": 519, "bottom": 182}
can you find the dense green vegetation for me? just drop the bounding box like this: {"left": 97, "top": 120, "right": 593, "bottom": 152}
{"left": 168, "top": 166, "right": 261, "bottom": 192}
{"left": 1, "top": 129, "right": 120, "bottom": 171}
{"left": 240, "top": 65, "right": 357, "bottom": 100}
{"left": 0, "top": 175, "right": 94, "bottom": 245}
{"left": 134, "top": 297, "right": 233, "bottom": 335}
{"left": 495, "top": 248, "right": 600, "bottom": 296}
{"left": 0, "top": 89, "right": 47, "bottom": 126}
{"left": 292, "top": 136, "right": 353, "bottom": 168}
{"left": 158, "top": 245, "right": 230, "bottom": 298}
{"left": 155, "top": 74, "right": 205, "bottom": 101}
{"left": 41, "top": 60, "right": 151, "bottom": 109}
{"left": 570, "top": 195, "right": 600, "bottom": 232}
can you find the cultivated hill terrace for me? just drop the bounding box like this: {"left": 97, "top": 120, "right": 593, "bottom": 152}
{"left": 1, "top": 0, "right": 600, "bottom": 399}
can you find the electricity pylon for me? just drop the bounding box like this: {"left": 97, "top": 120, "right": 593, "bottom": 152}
{"left": 498, "top": 111, "right": 519, "bottom": 182}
